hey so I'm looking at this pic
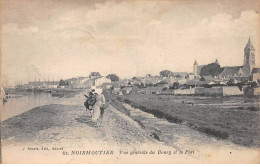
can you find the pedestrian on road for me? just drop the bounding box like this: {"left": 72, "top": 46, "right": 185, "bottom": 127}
{"left": 92, "top": 88, "right": 106, "bottom": 126}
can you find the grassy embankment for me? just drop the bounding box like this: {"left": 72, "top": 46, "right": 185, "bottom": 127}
{"left": 103, "top": 91, "right": 130, "bottom": 116}
{"left": 107, "top": 93, "right": 259, "bottom": 147}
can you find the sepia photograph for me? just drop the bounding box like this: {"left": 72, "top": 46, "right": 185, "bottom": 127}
{"left": 0, "top": 0, "right": 260, "bottom": 164}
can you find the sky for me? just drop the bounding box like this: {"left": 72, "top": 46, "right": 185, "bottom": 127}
{"left": 1, "top": 0, "right": 260, "bottom": 86}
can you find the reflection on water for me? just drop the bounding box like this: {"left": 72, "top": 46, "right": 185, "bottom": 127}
{"left": 0, "top": 93, "right": 57, "bottom": 121}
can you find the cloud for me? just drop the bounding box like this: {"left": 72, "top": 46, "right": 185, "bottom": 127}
{"left": 183, "top": 10, "right": 260, "bottom": 66}
{"left": 28, "top": 26, "right": 39, "bottom": 33}
{"left": 1, "top": 1, "right": 260, "bottom": 85}
{"left": 2, "top": 24, "right": 40, "bottom": 35}
{"left": 190, "top": 10, "right": 259, "bottom": 39}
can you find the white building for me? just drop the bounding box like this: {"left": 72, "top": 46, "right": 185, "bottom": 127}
{"left": 95, "top": 77, "right": 111, "bottom": 87}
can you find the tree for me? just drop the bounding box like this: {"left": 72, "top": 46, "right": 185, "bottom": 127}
{"left": 159, "top": 70, "right": 173, "bottom": 77}
{"left": 59, "top": 79, "right": 69, "bottom": 86}
{"left": 106, "top": 74, "right": 119, "bottom": 82}
{"left": 162, "top": 87, "right": 167, "bottom": 91}
{"left": 155, "top": 81, "right": 168, "bottom": 86}
{"left": 175, "top": 74, "right": 182, "bottom": 78}
{"left": 170, "top": 82, "right": 180, "bottom": 89}
{"left": 200, "top": 63, "right": 223, "bottom": 77}
{"left": 250, "top": 81, "right": 258, "bottom": 88}
{"left": 59, "top": 79, "right": 66, "bottom": 86}
{"left": 146, "top": 74, "right": 151, "bottom": 78}
{"left": 89, "top": 72, "right": 101, "bottom": 78}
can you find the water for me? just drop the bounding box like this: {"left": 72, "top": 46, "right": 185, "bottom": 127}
{"left": 0, "top": 93, "right": 57, "bottom": 121}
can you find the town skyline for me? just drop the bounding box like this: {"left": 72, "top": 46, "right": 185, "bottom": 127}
{"left": 3, "top": 37, "right": 259, "bottom": 87}
{"left": 1, "top": 0, "right": 260, "bottom": 86}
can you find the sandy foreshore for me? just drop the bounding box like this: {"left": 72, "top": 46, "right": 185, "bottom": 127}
{"left": 1, "top": 92, "right": 259, "bottom": 163}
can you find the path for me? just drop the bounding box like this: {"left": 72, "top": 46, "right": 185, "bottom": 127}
{"left": 1, "top": 92, "right": 258, "bottom": 163}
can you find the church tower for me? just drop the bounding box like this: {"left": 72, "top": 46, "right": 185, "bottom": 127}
{"left": 193, "top": 60, "right": 198, "bottom": 76}
{"left": 243, "top": 38, "right": 255, "bottom": 72}
{"left": 215, "top": 59, "right": 219, "bottom": 65}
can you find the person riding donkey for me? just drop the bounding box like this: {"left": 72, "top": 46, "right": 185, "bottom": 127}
{"left": 83, "top": 88, "right": 106, "bottom": 126}
{"left": 92, "top": 88, "right": 106, "bottom": 126}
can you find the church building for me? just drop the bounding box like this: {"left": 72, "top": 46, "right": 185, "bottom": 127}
{"left": 218, "top": 38, "right": 257, "bottom": 80}
{"left": 193, "top": 38, "right": 260, "bottom": 81}
{"left": 193, "top": 59, "right": 219, "bottom": 76}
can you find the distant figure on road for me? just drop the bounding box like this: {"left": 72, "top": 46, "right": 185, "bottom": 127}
{"left": 92, "top": 88, "right": 106, "bottom": 126}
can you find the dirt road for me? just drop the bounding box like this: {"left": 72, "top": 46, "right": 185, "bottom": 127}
{"left": 1, "top": 92, "right": 259, "bottom": 163}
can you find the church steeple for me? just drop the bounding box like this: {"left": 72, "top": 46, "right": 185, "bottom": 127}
{"left": 243, "top": 38, "right": 255, "bottom": 72}
{"left": 215, "top": 59, "right": 219, "bottom": 65}
{"left": 193, "top": 60, "right": 198, "bottom": 75}
{"left": 244, "top": 38, "right": 255, "bottom": 51}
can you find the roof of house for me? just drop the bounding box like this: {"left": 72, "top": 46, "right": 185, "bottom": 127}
{"left": 201, "top": 75, "right": 214, "bottom": 81}
{"left": 113, "top": 89, "right": 122, "bottom": 93}
{"left": 186, "top": 80, "right": 210, "bottom": 86}
{"left": 157, "top": 81, "right": 169, "bottom": 84}
{"left": 85, "top": 78, "right": 96, "bottom": 83}
{"left": 251, "top": 68, "right": 260, "bottom": 74}
{"left": 89, "top": 72, "right": 101, "bottom": 76}
{"left": 162, "top": 78, "right": 176, "bottom": 84}
{"left": 172, "top": 72, "right": 188, "bottom": 78}
{"left": 218, "top": 66, "right": 243, "bottom": 77}
{"left": 101, "top": 83, "right": 112, "bottom": 86}
{"left": 130, "top": 86, "right": 140, "bottom": 90}
{"left": 112, "top": 82, "right": 121, "bottom": 88}
{"left": 197, "top": 65, "right": 205, "bottom": 74}
{"left": 163, "top": 89, "right": 174, "bottom": 93}
{"left": 208, "top": 81, "right": 216, "bottom": 85}
{"left": 237, "top": 68, "right": 250, "bottom": 77}
{"left": 146, "top": 86, "right": 164, "bottom": 92}
{"left": 197, "top": 65, "right": 205, "bottom": 68}
{"left": 143, "top": 77, "right": 162, "bottom": 84}
{"left": 95, "top": 76, "right": 111, "bottom": 81}
{"left": 121, "top": 87, "right": 132, "bottom": 91}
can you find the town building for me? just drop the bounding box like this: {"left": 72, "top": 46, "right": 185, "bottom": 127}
{"left": 28, "top": 81, "right": 59, "bottom": 88}
{"left": 218, "top": 38, "right": 256, "bottom": 80}
{"left": 101, "top": 83, "right": 113, "bottom": 90}
{"left": 193, "top": 59, "right": 219, "bottom": 76}
{"left": 250, "top": 68, "right": 260, "bottom": 82}
{"left": 95, "top": 77, "right": 111, "bottom": 87}
{"left": 243, "top": 38, "right": 255, "bottom": 72}
{"left": 121, "top": 87, "right": 132, "bottom": 94}
{"left": 193, "top": 38, "right": 258, "bottom": 81}
{"left": 84, "top": 77, "right": 111, "bottom": 88}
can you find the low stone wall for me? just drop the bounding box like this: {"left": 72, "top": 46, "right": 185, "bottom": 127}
{"left": 194, "top": 87, "right": 223, "bottom": 96}
{"left": 204, "top": 87, "right": 223, "bottom": 96}
{"left": 173, "top": 88, "right": 195, "bottom": 95}
{"left": 162, "top": 86, "right": 251, "bottom": 96}
{"left": 194, "top": 87, "right": 204, "bottom": 95}
{"left": 223, "top": 86, "right": 243, "bottom": 96}
{"left": 243, "top": 86, "right": 260, "bottom": 96}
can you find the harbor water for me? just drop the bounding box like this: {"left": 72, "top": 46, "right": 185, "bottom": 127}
{"left": 0, "top": 92, "right": 57, "bottom": 121}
